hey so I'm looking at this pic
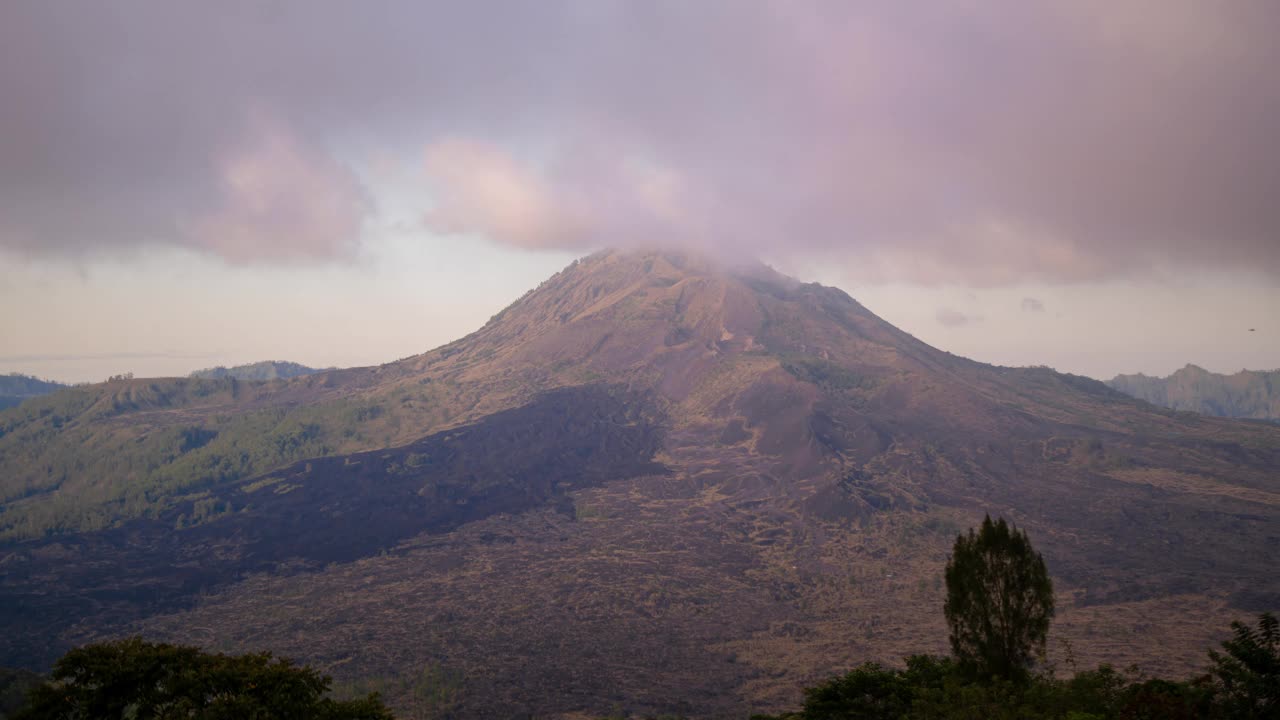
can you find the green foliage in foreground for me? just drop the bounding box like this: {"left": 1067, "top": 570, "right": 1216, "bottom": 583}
{"left": 746, "top": 516, "right": 1273, "bottom": 720}
{"left": 1209, "top": 613, "right": 1279, "bottom": 719}
{"left": 0, "top": 667, "right": 42, "bottom": 719}
{"left": 12, "top": 638, "right": 393, "bottom": 720}
{"left": 5, "top": 617, "right": 1276, "bottom": 720}
{"left": 751, "top": 613, "right": 1278, "bottom": 720}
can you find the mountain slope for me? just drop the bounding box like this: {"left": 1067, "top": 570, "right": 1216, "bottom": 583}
{"left": 1109, "top": 364, "right": 1280, "bottom": 420}
{"left": 2, "top": 250, "right": 1277, "bottom": 718}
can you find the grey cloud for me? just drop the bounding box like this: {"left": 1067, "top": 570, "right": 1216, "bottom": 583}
{"left": 936, "top": 308, "right": 980, "bottom": 328}
{"left": 1021, "top": 297, "right": 1046, "bottom": 312}
{"left": 1, "top": 1, "right": 1278, "bottom": 280}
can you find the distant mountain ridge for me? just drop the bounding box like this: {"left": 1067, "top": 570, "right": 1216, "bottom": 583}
{"left": 189, "top": 360, "right": 322, "bottom": 381}
{"left": 1108, "top": 365, "right": 1280, "bottom": 421}
{"left": 0, "top": 373, "right": 68, "bottom": 410}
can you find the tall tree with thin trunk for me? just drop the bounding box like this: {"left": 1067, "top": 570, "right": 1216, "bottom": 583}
{"left": 944, "top": 515, "right": 1054, "bottom": 682}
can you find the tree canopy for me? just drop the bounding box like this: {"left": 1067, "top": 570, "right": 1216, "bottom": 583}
{"left": 14, "top": 637, "right": 393, "bottom": 720}
{"left": 944, "top": 515, "right": 1055, "bottom": 682}
{"left": 1209, "top": 612, "right": 1279, "bottom": 719}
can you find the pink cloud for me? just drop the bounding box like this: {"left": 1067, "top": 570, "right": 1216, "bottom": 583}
{"left": 422, "top": 137, "right": 697, "bottom": 252}
{"left": 183, "top": 119, "right": 369, "bottom": 264}
{"left": 422, "top": 139, "right": 588, "bottom": 249}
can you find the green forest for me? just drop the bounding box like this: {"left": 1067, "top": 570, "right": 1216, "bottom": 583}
{"left": 0, "top": 376, "right": 438, "bottom": 539}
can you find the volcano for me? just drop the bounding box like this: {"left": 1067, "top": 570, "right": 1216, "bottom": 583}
{"left": 2, "top": 250, "right": 1277, "bottom": 717}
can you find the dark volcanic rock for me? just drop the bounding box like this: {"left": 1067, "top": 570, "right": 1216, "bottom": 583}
{"left": 0, "top": 385, "right": 665, "bottom": 668}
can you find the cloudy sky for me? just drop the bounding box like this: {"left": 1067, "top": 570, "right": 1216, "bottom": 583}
{"left": 2, "top": 1, "right": 1277, "bottom": 383}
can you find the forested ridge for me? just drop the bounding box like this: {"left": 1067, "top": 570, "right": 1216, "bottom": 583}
{"left": 0, "top": 374, "right": 68, "bottom": 411}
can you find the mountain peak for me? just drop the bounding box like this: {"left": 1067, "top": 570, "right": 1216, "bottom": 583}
{"left": 445, "top": 246, "right": 895, "bottom": 376}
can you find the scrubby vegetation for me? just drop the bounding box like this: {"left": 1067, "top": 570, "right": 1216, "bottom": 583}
{"left": 780, "top": 355, "right": 878, "bottom": 392}
{"left": 748, "top": 613, "right": 1276, "bottom": 720}
{"left": 0, "top": 377, "right": 422, "bottom": 539}
{"left": 0, "top": 400, "right": 338, "bottom": 538}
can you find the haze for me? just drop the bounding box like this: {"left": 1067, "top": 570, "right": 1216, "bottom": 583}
{"left": 2, "top": 1, "right": 1277, "bottom": 382}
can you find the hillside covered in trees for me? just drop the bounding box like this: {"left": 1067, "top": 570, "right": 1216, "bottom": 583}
{"left": 0, "top": 374, "right": 67, "bottom": 411}
{"left": 189, "top": 360, "right": 322, "bottom": 381}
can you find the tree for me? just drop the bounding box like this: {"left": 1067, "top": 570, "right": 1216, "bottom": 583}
{"left": 14, "top": 637, "right": 394, "bottom": 720}
{"left": 944, "top": 515, "right": 1054, "bottom": 682}
{"left": 1208, "top": 612, "right": 1279, "bottom": 719}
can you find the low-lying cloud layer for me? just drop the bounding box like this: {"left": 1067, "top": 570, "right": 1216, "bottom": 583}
{"left": 2, "top": 1, "right": 1278, "bottom": 283}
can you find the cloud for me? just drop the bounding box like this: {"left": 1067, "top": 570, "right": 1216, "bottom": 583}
{"left": 182, "top": 118, "right": 370, "bottom": 264}
{"left": 1, "top": 1, "right": 1278, "bottom": 281}
{"left": 422, "top": 138, "right": 692, "bottom": 250}
{"left": 1021, "top": 297, "right": 1046, "bottom": 313}
{"left": 936, "top": 308, "right": 980, "bottom": 328}
{"left": 422, "top": 140, "right": 579, "bottom": 249}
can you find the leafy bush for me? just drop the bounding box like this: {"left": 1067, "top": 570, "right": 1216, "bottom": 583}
{"left": 13, "top": 638, "right": 393, "bottom": 720}
{"left": 1209, "top": 612, "right": 1279, "bottom": 719}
